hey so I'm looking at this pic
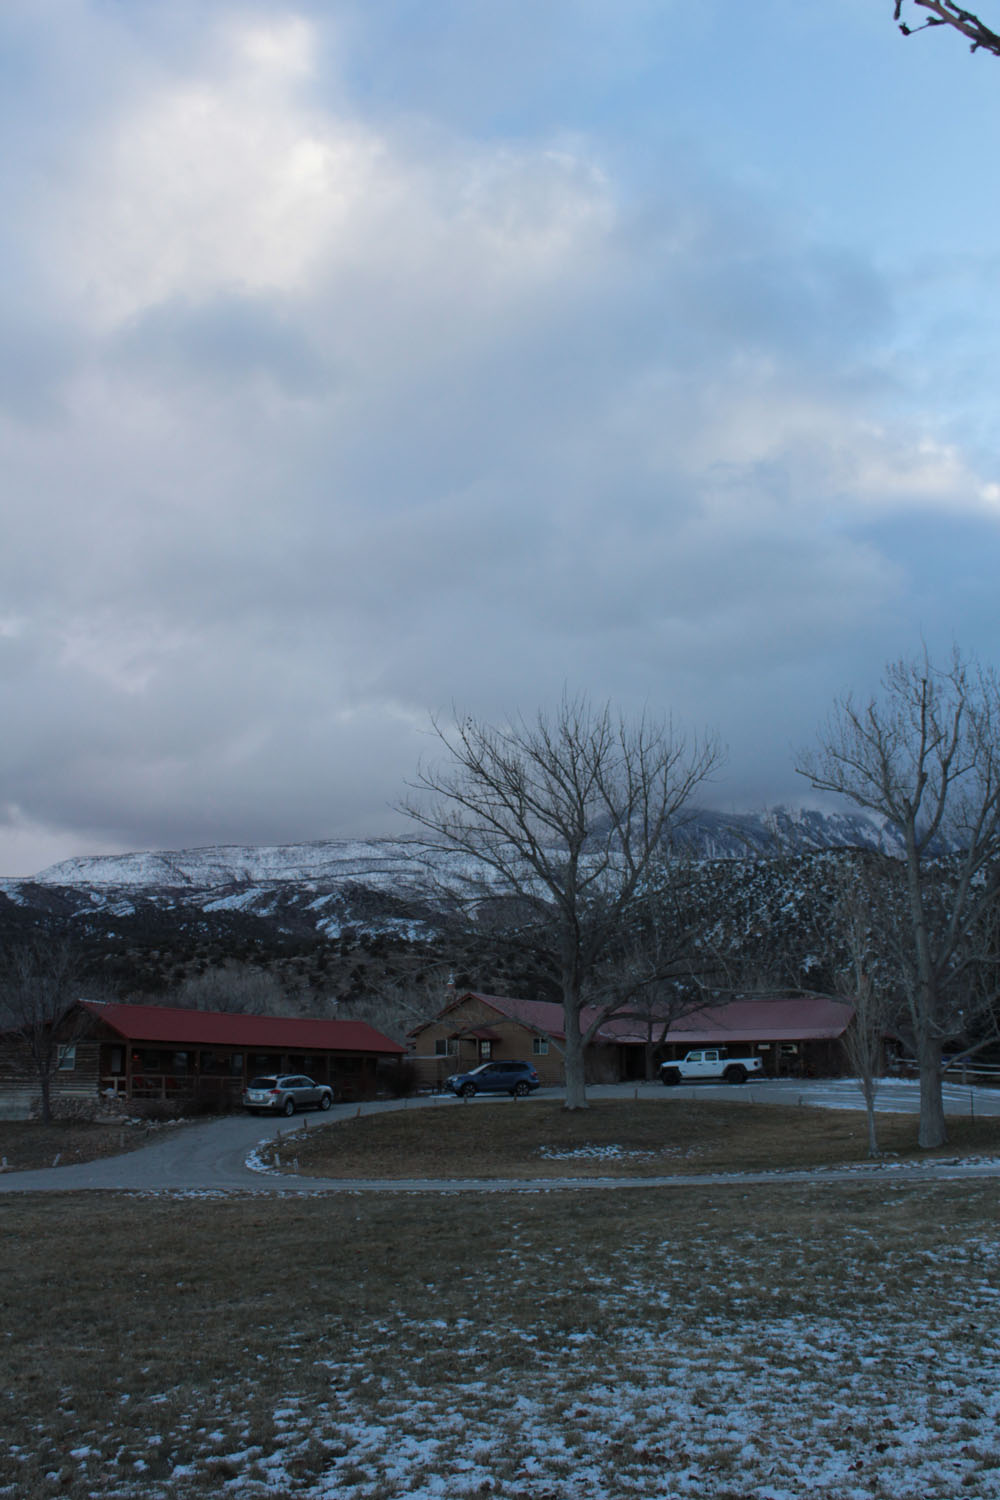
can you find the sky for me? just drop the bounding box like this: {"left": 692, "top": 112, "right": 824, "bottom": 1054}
{"left": 3, "top": 0, "right": 1000, "bottom": 876}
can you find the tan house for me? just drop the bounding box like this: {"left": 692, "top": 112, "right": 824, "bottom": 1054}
{"left": 408, "top": 991, "right": 590, "bottom": 1090}
{"left": 408, "top": 990, "right": 858, "bottom": 1089}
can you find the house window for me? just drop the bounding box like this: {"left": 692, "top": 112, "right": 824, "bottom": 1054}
{"left": 434, "top": 1039, "right": 456, "bottom": 1057}
{"left": 479, "top": 1040, "right": 492, "bottom": 1059}
{"left": 57, "top": 1044, "right": 76, "bottom": 1071}
{"left": 532, "top": 1037, "right": 549, "bottom": 1057}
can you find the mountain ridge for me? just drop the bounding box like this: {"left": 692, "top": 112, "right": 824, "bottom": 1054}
{"left": 11, "top": 804, "right": 908, "bottom": 893}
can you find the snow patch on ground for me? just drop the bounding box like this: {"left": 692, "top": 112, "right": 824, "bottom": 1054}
{"left": 538, "top": 1144, "right": 660, "bottom": 1161}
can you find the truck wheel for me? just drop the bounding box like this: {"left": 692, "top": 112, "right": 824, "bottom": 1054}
{"left": 661, "top": 1068, "right": 681, "bottom": 1087}
{"left": 724, "top": 1066, "right": 747, "bottom": 1084}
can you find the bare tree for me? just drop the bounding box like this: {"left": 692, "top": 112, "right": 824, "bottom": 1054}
{"left": 587, "top": 868, "right": 725, "bottom": 1080}
{"left": 0, "top": 938, "right": 83, "bottom": 1123}
{"left": 403, "top": 696, "right": 722, "bottom": 1108}
{"left": 175, "top": 962, "right": 294, "bottom": 1015}
{"left": 825, "top": 863, "right": 904, "bottom": 1158}
{"left": 797, "top": 651, "right": 1000, "bottom": 1148}
{"left": 894, "top": 2, "right": 1000, "bottom": 57}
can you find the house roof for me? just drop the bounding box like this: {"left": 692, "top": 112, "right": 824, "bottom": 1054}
{"left": 608, "top": 996, "right": 855, "bottom": 1045}
{"left": 412, "top": 992, "right": 631, "bottom": 1044}
{"left": 412, "top": 991, "right": 854, "bottom": 1046}
{"left": 78, "top": 1000, "right": 405, "bottom": 1056}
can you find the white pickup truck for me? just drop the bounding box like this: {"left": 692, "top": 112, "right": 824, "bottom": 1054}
{"left": 660, "top": 1048, "right": 764, "bottom": 1086}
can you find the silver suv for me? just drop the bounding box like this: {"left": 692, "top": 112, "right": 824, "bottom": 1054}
{"left": 243, "top": 1074, "right": 334, "bottom": 1116}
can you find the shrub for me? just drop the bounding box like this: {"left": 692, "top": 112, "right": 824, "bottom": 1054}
{"left": 377, "top": 1060, "right": 419, "bottom": 1098}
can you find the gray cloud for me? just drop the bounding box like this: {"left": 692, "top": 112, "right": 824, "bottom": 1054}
{"left": 1, "top": 3, "right": 999, "bottom": 873}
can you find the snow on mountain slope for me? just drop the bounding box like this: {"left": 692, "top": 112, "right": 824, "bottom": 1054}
{"left": 31, "top": 840, "right": 444, "bottom": 891}
{"left": 19, "top": 807, "right": 910, "bottom": 897}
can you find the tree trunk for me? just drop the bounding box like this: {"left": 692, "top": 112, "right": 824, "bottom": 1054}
{"left": 38, "top": 1069, "right": 52, "bottom": 1125}
{"left": 865, "top": 1103, "right": 879, "bottom": 1158}
{"left": 563, "top": 1004, "right": 588, "bottom": 1110}
{"left": 917, "top": 1034, "right": 947, "bottom": 1149}
{"left": 861, "top": 1080, "right": 880, "bottom": 1158}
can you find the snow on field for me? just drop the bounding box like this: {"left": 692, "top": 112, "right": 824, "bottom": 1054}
{"left": 18, "top": 1225, "right": 1000, "bottom": 1500}
{"left": 48, "top": 1309, "right": 1000, "bottom": 1499}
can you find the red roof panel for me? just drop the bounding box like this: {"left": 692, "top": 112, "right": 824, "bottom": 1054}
{"left": 79, "top": 1000, "right": 404, "bottom": 1055}
{"left": 425, "top": 992, "right": 853, "bottom": 1046}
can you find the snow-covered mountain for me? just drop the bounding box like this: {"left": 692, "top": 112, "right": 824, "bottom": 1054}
{"left": 28, "top": 839, "right": 444, "bottom": 892}
{"left": 15, "top": 805, "right": 907, "bottom": 897}
{"left": 0, "top": 807, "right": 923, "bottom": 1003}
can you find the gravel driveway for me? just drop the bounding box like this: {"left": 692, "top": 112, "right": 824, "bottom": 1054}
{"left": 2, "top": 1081, "right": 999, "bottom": 1194}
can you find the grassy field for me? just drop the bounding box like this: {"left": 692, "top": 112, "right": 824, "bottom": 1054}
{"left": 260, "top": 1095, "right": 1000, "bottom": 1178}
{"left": 2, "top": 1179, "right": 1000, "bottom": 1499}
{"left": 0, "top": 1118, "right": 182, "bottom": 1174}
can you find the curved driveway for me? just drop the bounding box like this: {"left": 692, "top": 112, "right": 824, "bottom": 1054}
{"left": 2, "top": 1081, "right": 999, "bottom": 1195}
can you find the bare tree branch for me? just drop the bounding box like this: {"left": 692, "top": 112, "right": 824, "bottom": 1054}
{"left": 402, "top": 694, "right": 723, "bottom": 1108}
{"left": 0, "top": 938, "right": 84, "bottom": 1122}
{"left": 797, "top": 649, "right": 1000, "bottom": 1148}
{"left": 894, "top": 1, "right": 1000, "bottom": 57}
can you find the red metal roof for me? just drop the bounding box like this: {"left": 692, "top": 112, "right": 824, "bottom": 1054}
{"left": 661, "top": 996, "right": 854, "bottom": 1044}
{"left": 79, "top": 1000, "right": 404, "bottom": 1055}
{"left": 415, "top": 991, "right": 853, "bottom": 1046}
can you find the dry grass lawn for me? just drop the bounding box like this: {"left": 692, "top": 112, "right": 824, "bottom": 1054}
{"left": 262, "top": 1095, "right": 1000, "bottom": 1178}
{"left": 0, "top": 1118, "right": 180, "bottom": 1174}
{"left": 2, "top": 1180, "right": 1000, "bottom": 1499}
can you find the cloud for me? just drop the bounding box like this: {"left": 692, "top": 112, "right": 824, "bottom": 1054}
{"left": 0, "top": 4, "right": 998, "bottom": 874}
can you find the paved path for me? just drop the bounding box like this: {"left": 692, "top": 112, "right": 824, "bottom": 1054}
{"left": 1, "top": 1081, "right": 998, "bottom": 1195}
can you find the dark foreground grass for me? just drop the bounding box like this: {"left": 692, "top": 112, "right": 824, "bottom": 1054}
{"left": 0, "top": 1119, "right": 177, "bottom": 1174}
{"left": 2, "top": 1180, "right": 1000, "bottom": 1499}
{"left": 267, "top": 1095, "right": 1000, "bottom": 1178}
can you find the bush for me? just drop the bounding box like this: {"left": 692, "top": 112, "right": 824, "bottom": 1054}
{"left": 377, "top": 1060, "right": 419, "bottom": 1098}
{"left": 126, "top": 1091, "right": 236, "bottom": 1122}
{"left": 127, "top": 1098, "right": 189, "bottom": 1123}
{"left": 29, "top": 1096, "right": 102, "bottom": 1123}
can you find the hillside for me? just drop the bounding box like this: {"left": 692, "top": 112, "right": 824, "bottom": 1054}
{"left": 0, "top": 807, "right": 903, "bottom": 1024}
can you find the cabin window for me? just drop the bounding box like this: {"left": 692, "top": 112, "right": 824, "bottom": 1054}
{"left": 57, "top": 1044, "right": 76, "bottom": 1071}
{"left": 200, "top": 1051, "right": 231, "bottom": 1076}
{"left": 479, "top": 1040, "right": 492, "bottom": 1059}
{"left": 135, "top": 1049, "right": 171, "bottom": 1073}
{"left": 249, "top": 1054, "right": 281, "bottom": 1074}
{"left": 434, "top": 1039, "right": 457, "bottom": 1057}
{"left": 532, "top": 1038, "right": 549, "bottom": 1056}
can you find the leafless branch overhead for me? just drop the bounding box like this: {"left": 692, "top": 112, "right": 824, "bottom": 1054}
{"left": 894, "top": 1, "right": 1000, "bottom": 57}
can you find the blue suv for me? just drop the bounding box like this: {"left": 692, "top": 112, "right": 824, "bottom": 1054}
{"left": 444, "top": 1060, "right": 541, "bottom": 1098}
